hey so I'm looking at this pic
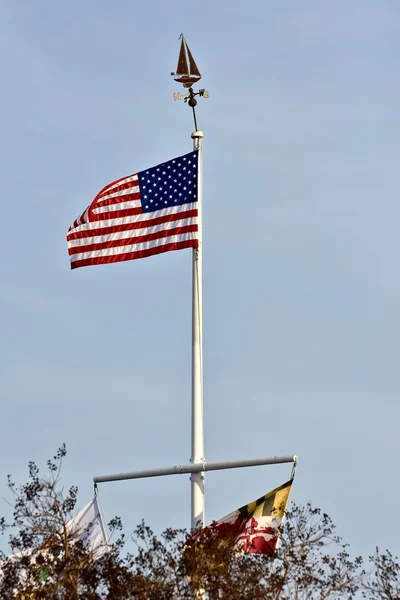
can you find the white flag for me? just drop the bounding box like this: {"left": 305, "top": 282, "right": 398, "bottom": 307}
{"left": 66, "top": 496, "right": 109, "bottom": 557}
{"left": 0, "top": 496, "right": 109, "bottom": 588}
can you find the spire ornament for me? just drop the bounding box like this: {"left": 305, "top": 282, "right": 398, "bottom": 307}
{"left": 171, "top": 34, "right": 209, "bottom": 130}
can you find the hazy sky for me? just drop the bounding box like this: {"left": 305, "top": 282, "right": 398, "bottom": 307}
{"left": 0, "top": 0, "right": 399, "bottom": 558}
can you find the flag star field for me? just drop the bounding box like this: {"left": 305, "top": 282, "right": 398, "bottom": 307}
{"left": 139, "top": 153, "right": 197, "bottom": 212}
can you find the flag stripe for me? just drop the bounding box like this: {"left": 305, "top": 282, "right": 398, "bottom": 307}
{"left": 95, "top": 190, "right": 141, "bottom": 208}
{"left": 98, "top": 178, "right": 139, "bottom": 198}
{"left": 67, "top": 206, "right": 198, "bottom": 238}
{"left": 68, "top": 224, "right": 198, "bottom": 254}
{"left": 89, "top": 206, "right": 144, "bottom": 220}
{"left": 68, "top": 216, "right": 197, "bottom": 247}
{"left": 70, "top": 232, "right": 197, "bottom": 263}
{"left": 97, "top": 174, "right": 139, "bottom": 198}
{"left": 93, "top": 199, "right": 142, "bottom": 214}
{"left": 71, "top": 239, "right": 197, "bottom": 269}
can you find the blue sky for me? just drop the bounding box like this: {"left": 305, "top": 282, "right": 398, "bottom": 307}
{"left": 0, "top": 0, "right": 399, "bottom": 558}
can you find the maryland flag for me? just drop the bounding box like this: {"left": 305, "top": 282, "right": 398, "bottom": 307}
{"left": 206, "top": 479, "right": 292, "bottom": 555}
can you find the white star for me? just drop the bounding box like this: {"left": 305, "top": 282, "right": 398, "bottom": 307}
{"left": 152, "top": 174, "right": 155, "bottom": 177}
{"left": 144, "top": 195, "right": 148, "bottom": 199}
{"left": 169, "top": 194, "right": 173, "bottom": 199}
{"left": 183, "top": 186, "right": 187, "bottom": 190}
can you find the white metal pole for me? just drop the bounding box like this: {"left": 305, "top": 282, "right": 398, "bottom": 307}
{"left": 93, "top": 455, "right": 297, "bottom": 484}
{"left": 191, "top": 130, "right": 205, "bottom": 530}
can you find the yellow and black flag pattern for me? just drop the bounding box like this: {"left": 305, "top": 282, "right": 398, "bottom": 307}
{"left": 208, "top": 479, "right": 292, "bottom": 555}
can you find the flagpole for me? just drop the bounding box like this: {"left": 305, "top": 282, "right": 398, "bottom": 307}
{"left": 191, "top": 129, "right": 205, "bottom": 530}
{"left": 89, "top": 36, "right": 300, "bottom": 558}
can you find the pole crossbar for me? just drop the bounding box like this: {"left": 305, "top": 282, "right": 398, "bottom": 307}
{"left": 93, "top": 454, "right": 297, "bottom": 484}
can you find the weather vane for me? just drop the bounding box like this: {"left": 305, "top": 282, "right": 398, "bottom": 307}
{"left": 171, "top": 34, "right": 210, "bottom": 130}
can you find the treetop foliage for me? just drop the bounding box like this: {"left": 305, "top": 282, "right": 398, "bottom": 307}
{"left": 0, "top": 446, "right": 398, "bottom": 599}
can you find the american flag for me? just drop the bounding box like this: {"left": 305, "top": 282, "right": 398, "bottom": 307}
{"left": 67, "top": 150, "right": 199, "bottom": 269}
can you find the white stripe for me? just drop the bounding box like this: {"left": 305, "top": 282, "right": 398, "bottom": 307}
{"left": 98, "top": 174, "right": 138, "bottom": 197}
{"left": 96, "top": 184, "right": 140, "bottom": 204}
{"left": 70, "top": 232, "right": 196, "bottom": 262}
{"left": 68, "top": 203, "right": 198, "bottom": 235}
{"left": 68, "top": 217, "right": 198, "bottom": 248}
{"left": 93, "top": 199, "right": 142, "bottom": 214}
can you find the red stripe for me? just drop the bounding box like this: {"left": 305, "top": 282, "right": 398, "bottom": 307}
{"left": 90, "top": 206, "right": 143, "bottom": 221}
{"left": 68, "top": 225, "right": 198, "bottom": 255}
{"left": 96, "top": 174, "right": 138, "bottom": 200}
{"left": 95, "top": 191, "right": 141, "bottom": 208}
{"left": 67, "top": 209, "right": 198, "bottom": 241}
{"left": 70, "top": 239, "right": 198, "bottom": 269}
